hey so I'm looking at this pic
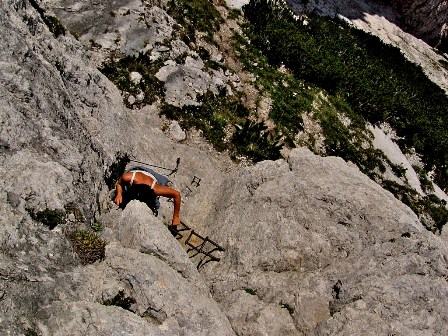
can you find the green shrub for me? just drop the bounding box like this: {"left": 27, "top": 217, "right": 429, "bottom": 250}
{"left": 91, "top": 221, "right": 104, "bottom": 232}
{"left": 167, "top": 0, "right": 223, "bottom": 42}
{"left": 161, "top": 91, "right": 253, "bottom": 154}
{"left": 232, "top": 120, "right": 282, "bottom": 162}
{"left": 30, "top": 209, "right": 65, "bottom": 230}
{"left": 67, "top": 230, "right": 106, "bottom": 265}
{"left": 242, "top": 0, "right": 448, "bottom": 191}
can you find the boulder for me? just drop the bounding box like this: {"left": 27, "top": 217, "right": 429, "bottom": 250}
{"left": 202, "top": 148, "right": 448, "bottom": 334}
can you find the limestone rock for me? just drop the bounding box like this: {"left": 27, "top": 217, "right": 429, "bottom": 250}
{"left": 222, "top": 290, "right": 298, "bottom": 336}
{"left": 168, "top": 120, "right": 187, "bottom": 142}
{"left": 39, "top": 240, "right": 235, "bottom": 336}
{"left": 0, "top": 1, "right": 234, "bottom": 334}
{"left": 38, "top": 301, "right": 171, "bottom": 336}
{"left": 2, "top": 0, "right": 448, "bottom": 335}
{"left": 391, "top": 0, "right": 448, "bottom": 52}
{"left": 202, "top": 148, "right": 448, "bottom": 334}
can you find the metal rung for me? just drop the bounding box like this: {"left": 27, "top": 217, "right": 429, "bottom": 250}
{"left": 173, "top": 221, "right": 225, "bottom": 269}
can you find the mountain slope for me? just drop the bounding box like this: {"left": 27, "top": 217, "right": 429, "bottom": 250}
{"left": 1, "top": 0, "right": 448, "bottom": 335}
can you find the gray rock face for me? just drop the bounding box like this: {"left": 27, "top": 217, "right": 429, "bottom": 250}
{"left": 391, "top": 0, "right": 448, "bottom": 52}
{"left": 202, "top": 148, "right": 448, "bottom": 335}
{"left": 2, "top": 0, "right": 448, "bottom": 335}
{"left": 38, "top": 203, "right": 235, "bottom": 336}
{"left": 44, "top": 0, "right": 233, "bottom": 108}
{"left": 0, "top": 1, "right": 234, "bottom": 335}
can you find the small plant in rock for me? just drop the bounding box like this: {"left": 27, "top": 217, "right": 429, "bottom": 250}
{"left": 381, "top": 180, "right": 448, "bottom": 232}
{"left": 91, "top": 220, "right": 104, "bottom": 232}
{"left": 103, "top": 290, "right": 136, "bottom": 311}
{"left": 67, "top": 230, "right": 106, "bottom": 265}
{"left": 30, "top": 209, "right": 66, "bottom": 230}
{"left": 244, "top": 288, "right": 257, "bottom": 295}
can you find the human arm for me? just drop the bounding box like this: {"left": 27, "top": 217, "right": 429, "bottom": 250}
{"left": 114, "top": 176, "right": 124, "bottom": 205}
{"left": 153, "top": 184, "right": 181, "bottom": 226}
{"left": 114, "top": 173, "right": 132, "bottom": 205}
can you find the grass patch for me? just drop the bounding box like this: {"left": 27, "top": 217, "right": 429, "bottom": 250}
{"left": 30, "top": 209, "right": 65, "bottom": 230}
{"left": 242, "top": 0, "right": 448, "bottom": 191}
{"left": 91, "top": 221, "right": 104, "bottom": 232}
{"left": 232, "top": 120, "right": 282, "bottom": 161}
{"left": 67, "top": 230, "right": 106, "bottom": 265}
{"left": 99, "top": 53, "right": 164, "bottom": 108}
{"left": 167, "top": 0, "right": 223, "bottom": 43}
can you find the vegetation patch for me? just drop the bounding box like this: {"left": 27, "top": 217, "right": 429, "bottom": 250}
{"left": 67, "top": 230, "right": 106, "bottom": 264}
{"left": 232, "top": 31, "right": 312, "bottom": 147}
{"left": 381, "top": 180, "right": 448, "bottom": 232}
{"left": 161, "top": 90, "right": 281, "bottom": 161}
{"left": 30, "top": 209, "right": 65, "bottom": 230}
{"left": 234, "top": 0, "right": 448, "bottom": 231}
{"left": 232, "top": 120, "right": 282, "bottom": 162}
{"left": 242, "top": 0, "right": 448, "bottom": 191}
{"left": 100, "top": 53, "right": 164, "bottom": 108}
{"left": 91, "top": 220, "right": 104, "bottom": 232}
{"left": 103, "top": 290, "right": 136, "bottom": 311}
{"left": 167, "top": 0, "right": 223, "bottom": 43}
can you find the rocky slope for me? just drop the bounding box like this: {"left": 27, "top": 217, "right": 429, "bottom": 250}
{"left": 285, "top": 0, "right": 448, "bottom": 93}
{"left": 202, "top": 148, "right": 448, "bottom": 335}
{"left": 391, "top": 0, "right": 448, "bottom": 52}
{"left": 1, "top": 0, "right": 448, "bottom": 335}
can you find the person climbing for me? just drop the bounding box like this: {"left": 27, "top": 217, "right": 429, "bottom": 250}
{"left": 114, "top": 166, "right": 181, "bottom": 235}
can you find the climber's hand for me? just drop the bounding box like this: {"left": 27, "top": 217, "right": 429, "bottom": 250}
{"left": 114, "top": 194, "right": 122, "bottom": 206}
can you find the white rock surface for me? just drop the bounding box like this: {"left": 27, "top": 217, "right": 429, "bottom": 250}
{"left": 1, "top": 1, "right": 448, "bottom": 335}
{"left": 202, "top": 148, "right": 448, "bottom": 334}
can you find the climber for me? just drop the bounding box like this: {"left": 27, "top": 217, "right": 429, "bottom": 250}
{"left": 114, "top": 166, "right": 181, "bottom": 234}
